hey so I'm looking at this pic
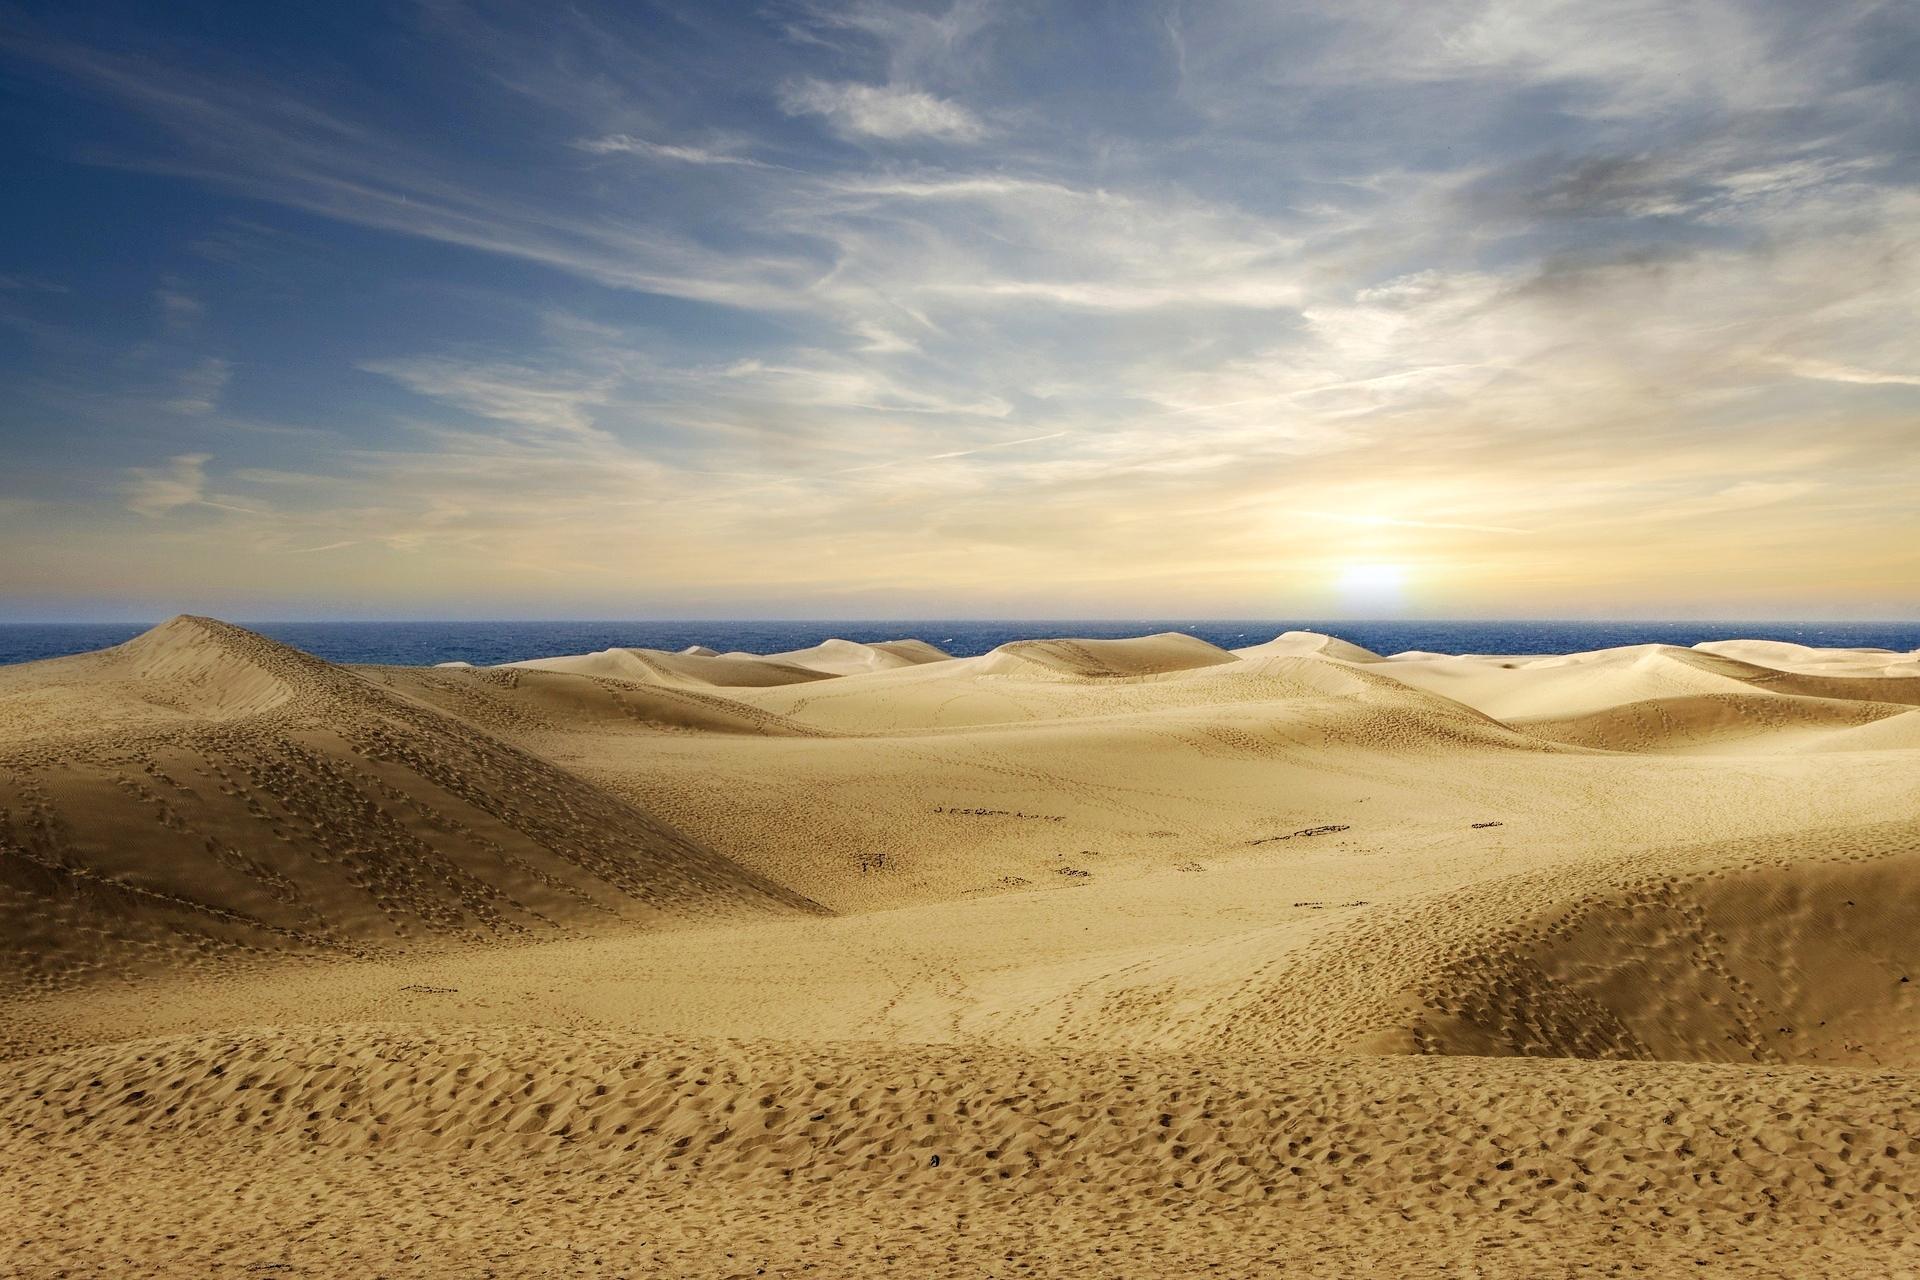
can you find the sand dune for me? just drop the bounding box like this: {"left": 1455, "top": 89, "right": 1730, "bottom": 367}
{"left": 3, "top": 621, "right": 1919, "bottom": 1275}
{"left": 725, "top": 636, "right": 954, "bottom": 675}
{"left": 1400, "top": 838, "right": 1920, "bottom": 1065}
{"left": 507, "top": 645, "right": 830, "bottom": 687}
{"left": 0, "top": 618, "right": 817, "bottom": 995}
{"left": 979, "top": 630, "right": 1237, "bottom": 678}
{"left": 1373, "top": 641, "right": 1920, "bottom": 733}
{"left": 1234, "top": 628, "right": 1386, "bottom": 662}
{"left": 1797, "top": 706, "right": 1920, "bottom": 753}
{"left": 1509, "top": 691, "right": 1912, "bottom": 754}
{"left": 1696, "top": 637, "right": 1920, "bottom": 674}
{"left": 368, "top": 662, "right": 823, "bottom": 737}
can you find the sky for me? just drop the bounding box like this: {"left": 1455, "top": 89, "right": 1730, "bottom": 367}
{"left": 1, "top": 0, "right": 1916, "bottom": 622}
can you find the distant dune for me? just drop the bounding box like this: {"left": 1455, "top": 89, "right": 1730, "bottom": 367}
{"left": 3, "top": 620, "right": 1918, "bottom": 1275}
{"left": 1233, "top": 628, "right": 1387, "bottom": 663}
{"left": 722, "top": 635, "right": 955, "bottom": 675}
{"left": 506, "top": 645, "right": 831, "bottom": 687}
{"left": 978, "top": 630, "right": 1238, "bottom": 677}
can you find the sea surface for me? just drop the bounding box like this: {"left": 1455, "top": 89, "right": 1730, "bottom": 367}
{"left": 2, "top": 619, "right": 1918, "bottom": 668}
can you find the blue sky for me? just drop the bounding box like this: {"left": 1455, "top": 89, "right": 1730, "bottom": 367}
{"left": 2, "top": 0, "right": 1916, "bottom": 620}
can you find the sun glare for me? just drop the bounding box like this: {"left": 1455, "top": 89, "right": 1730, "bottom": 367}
{"left": 1334, "top": 562, "right": 1409, "bottom": 609}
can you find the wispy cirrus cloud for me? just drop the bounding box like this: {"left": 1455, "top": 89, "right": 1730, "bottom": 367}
{"left": 571, "top": 134, "right": 774, "bottom": 168}
{"left": 123, "top": 452, "right": 263, "bottom": 517}
{"left": 124, "top": 453, "right": 212, "bottom": 517}
{"left": 779, "top": 78, "right": 986, "bottom": 141}
{"left": 1778, "top": 358, "right": 1920, "bottom": 388}
{"left": 165, "top": 356, "right": 232, "bottom": 415}
{"left": 155, "top": 281, "right": 205, "bottom": 332}
{"left": 358, "top": 356, "right": 617, "bottom": 437}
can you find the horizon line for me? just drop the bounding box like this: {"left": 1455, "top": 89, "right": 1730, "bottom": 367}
{"left": 4, "top": 616, "right": 1917, "bottom": 627}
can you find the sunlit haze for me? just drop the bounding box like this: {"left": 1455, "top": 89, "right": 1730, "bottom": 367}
{"left": 1, "top": 2, "right": 1916, "bottom": 621}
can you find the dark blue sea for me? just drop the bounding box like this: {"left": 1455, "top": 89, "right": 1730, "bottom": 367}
{"left": 1, "top": 619, "right": 1916, "bottom": 668}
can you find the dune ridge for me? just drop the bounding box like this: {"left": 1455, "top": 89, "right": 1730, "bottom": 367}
{"left": 507, "top": 645, "right": 832, "bottom": 688}
{"left": 1234, "top": 629, "right": 1387, "bottom": 663}
{"left": 723, "top": 636, "right": 955, "bottom": 676}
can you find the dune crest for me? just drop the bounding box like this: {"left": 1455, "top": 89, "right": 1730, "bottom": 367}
{"left": 506, "top": 646, "right": 829, "bottom": 688}
{"left": 724, "top": 636, "right": 954, "bottom": 675}
{"left": 977, "top": 631, "right": 1237, "bottom": 678}
{"left": 1234, "top": 629, "right": 1385, "bottom": 663}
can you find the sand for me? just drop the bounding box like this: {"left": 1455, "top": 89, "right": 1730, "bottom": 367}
{"left": 3, "top": 619, "right": 1919, "bottom": 1276}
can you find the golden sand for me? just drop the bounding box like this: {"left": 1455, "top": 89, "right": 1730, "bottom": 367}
{"left": 3, "top": 617, "right": 1918, "bottom": 1276}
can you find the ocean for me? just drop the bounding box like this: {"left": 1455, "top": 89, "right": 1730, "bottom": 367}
{"left": 1, "top": 619, "right": 1917, "bottom": 668}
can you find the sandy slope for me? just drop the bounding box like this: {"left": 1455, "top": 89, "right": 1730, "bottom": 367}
{"left": 0, "top": 618, "right": 817, "bottom": 997}
{"left": 3, "top": 621, "right": 1919, "bottom": 1276}
{"left": 506, "top": 645, "right": 832, "bottom": 688}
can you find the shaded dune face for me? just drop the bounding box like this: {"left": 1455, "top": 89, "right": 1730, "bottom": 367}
{"left": 1456, "top": 868, "right": 1920, "bottom": 1066}
{"left": 1632, "top": 646, "right": 1920, "bottom": 707}
{"left": 1383, "top": 643, "right": 1920, "bottom": 755}
{"left": 1800, "top": 707, "right": 1920, "bottom": 752}
{"left": 1383, "top": 831, "right": 1920, "bottom": 1066}
{"left": 1510, "top": 692, "right": 1913, "bottom": 754}
{"left": 0, "top": 617, "right": 820, "bottom": 993}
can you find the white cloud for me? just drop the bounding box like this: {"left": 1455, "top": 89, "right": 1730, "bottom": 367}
{"left": 572, "top": 134, "right": 770, "bottom": 167}
{"left": 1297, "top": 511, "right": 1531, "bottom": 535}
{"left": 165, "top": 356, "right": 231, "bottom": 415}
{"left": 8, "top": 42, "right": 824, "bottom": 313}
{"left": 717, "top": 357, "right": 1011, "bottom": 417}
{"left": 779, "top": 79, "right": 985, "bottom": 141}
{"left": 1651, "top": 480, "right": 1822, "bottom": 522}
{"left": 124, "top": 453, "right": 211, "bottom": 516}
{"left": 935, "top": 275, "right": 1303, "bottom": 312}
{"left": 155, "top": 282, "right": 204, "bottom": 331}
{"left": 360, "top": 357, "right": 615, "bottom": 436}
{"left": 830, "top": 173, "right": 1074, "bottom": 201}
{"left": 1778, "top": 358, "right": 1920, "bottom": 388}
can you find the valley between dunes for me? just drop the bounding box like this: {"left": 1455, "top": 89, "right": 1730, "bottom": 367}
{"left": 4, "top": 616, "right": 1920, "bottom": 1277}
